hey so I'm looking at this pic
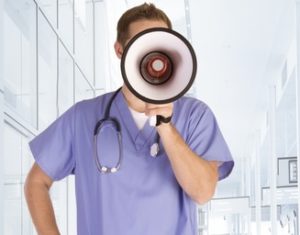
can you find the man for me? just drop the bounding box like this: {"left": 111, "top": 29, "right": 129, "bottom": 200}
{"left": 25, "top": 3, "right": 234, "bottom": 235}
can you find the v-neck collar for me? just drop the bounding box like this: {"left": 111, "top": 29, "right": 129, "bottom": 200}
{"left": 113, "top": 91, "right": 156, "bottom": 152}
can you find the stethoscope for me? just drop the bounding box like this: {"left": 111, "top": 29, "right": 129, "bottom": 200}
{"left": 93, "top": 87, "right": 160, "bottom": 174}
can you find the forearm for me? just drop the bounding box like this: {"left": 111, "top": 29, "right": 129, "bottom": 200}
{"left": 157, "top": 123, "right": 218, "bottom": 204}
{"left": 24, "top": 178, "right": 60, "bottom": 235}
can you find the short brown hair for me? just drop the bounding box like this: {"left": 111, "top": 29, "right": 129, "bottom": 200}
{"left": 116, "top": 3, "right": 172, "bottom": 46}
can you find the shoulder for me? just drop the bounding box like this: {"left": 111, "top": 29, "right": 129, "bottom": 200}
{"left": 63, "top": 92, "right": 117, "bottom": 124}
{"left": 175, "top": 96, "right": 211, "bottom": 118}
{"left": 173, "top": 96, "right": 220, "bottom": 141}
{"left": 74, "top": 91, "right": 115, "bottom": 112}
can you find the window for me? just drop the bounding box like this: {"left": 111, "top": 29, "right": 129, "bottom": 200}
{"left": 3, "top": 0, "right": 37, "bottom": 127}
{"left": 75, "top": 1, "right": 94, "bottom": 84}
{"left": 75, "top": 65, "right": 95, "bottom": 102}
{"left": 59, "top": 42, "right": 74, "bottom": 114}
{"left": 3, "top": 123, "right": 34, "bottom": 234}
{"left": 58, "top": 0, "right": 74, "bottom": 52}
{"left": 38, "top": 10, "right": 58, "bottom": 130}
{"left": 38, "top": 0, "right": 57, "bottom": 27}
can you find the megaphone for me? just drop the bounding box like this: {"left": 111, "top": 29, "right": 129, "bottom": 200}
{"left": 121, "top": 27, "right": 197, "bottom": 104}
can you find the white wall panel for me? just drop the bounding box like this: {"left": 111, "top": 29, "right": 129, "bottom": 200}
{"left": 0, "top": 0, "right": 4, "bottom": 232}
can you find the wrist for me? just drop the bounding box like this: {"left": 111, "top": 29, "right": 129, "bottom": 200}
{"left": 156, "top": 115, "right": 172, "bottom": 126}
{"left": 156, "top": 121, "right": 173, "bottom": 134}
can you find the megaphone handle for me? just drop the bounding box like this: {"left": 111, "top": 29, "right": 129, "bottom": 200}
{"left": 156, "top": 115, "right": 172, "bottom": 126}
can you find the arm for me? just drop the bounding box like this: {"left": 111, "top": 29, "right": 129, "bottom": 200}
{"left": 24, "top": 163, "right": 60, "bottom": 235}
{"left": 157, "top": 123, "right": 218, "bottom": 204}
{"left": 146, "top": 104, "right": 219, "bottom": 205}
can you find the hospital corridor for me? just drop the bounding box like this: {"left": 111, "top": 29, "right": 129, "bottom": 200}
{"left": 0, "top": 0, "right": 299, "bottom": 234}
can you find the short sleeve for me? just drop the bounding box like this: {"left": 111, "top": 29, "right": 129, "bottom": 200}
{"left": 29, "top": 105, "right": 76, "bottom": 181}
{"left": 186, "top": 104, "right": 234, "bottom": 180}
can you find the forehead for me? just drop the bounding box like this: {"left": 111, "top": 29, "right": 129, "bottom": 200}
{"left": 127, "top": 20, "right": 169, "bottom": 40}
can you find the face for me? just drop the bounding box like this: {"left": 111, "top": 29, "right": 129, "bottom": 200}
{"left": 115, "top": 19, "right": 170, "bottom": 110}
{"left": 114, "top": 19, "right": 169, "bottom": 58}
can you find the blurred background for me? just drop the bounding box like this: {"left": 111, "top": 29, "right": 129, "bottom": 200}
{"left": 0, "top": 0, "right": 298, "bottom": 234}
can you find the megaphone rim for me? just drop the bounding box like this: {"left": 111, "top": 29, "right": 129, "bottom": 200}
{"left": 121, "top": 27, "right": 197, "bottom": 104}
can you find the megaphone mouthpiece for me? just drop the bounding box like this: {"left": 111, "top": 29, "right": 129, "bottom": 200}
{"left": 140, "top": 51, "right": 173, "bottom": 85}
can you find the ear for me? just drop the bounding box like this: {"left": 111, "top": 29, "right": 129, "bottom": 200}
{"left": 114, "top": 41, "right": 123, "bottom": 59}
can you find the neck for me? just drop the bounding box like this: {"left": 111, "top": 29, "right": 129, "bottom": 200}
{"left": 122, "top": 85, "right": 146, "bottom": 113}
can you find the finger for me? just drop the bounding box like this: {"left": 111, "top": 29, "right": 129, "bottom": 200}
{"left": 145, "top": 106, "right": 173, "bottom": 117}
{"left": 145, "top": 103, "right": 172, "bottom": 110}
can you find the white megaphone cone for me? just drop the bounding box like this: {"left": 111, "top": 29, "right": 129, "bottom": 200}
{"left": 120, "top": 27, "right": 197, "bottom": 104}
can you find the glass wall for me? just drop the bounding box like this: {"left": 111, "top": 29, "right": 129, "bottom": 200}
{"left": 0, "top": 0, "right": 110, "bottom": 233}
{"left": 38, "top": 9, "right": 58, "bottom": 130}
{"left": 274, "top": 50, "right": 298, "bottom": 235}
{"left": 3, "top": 0, "right": 37, "bottom": 128}
{"left": 58, "top": 0, "right": 73, "bottom": 52}
{"left": 58, "top": 42, "right": 74, "bottom": 113}
{"left": 0, "top": 0, "right": 4, "bottom": 229}
{"left": 3, "top": 122, "right": 34, "bottom": 234}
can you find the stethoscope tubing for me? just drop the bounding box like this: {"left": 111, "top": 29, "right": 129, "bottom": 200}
{"left": 93, "top": 118, "right": 123, "bottom": 173}
{"left": 93, "top": 87, "right": 160, "bottom": 174}
{"left": 93, "top": 88, "right": 123, "bottom": 174}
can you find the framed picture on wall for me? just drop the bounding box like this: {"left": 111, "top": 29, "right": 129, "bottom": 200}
{"left": 288, "top": 159, "right": 297, "bottom": 183}
{"left": 277, "top": 157, "right": 297, "bottom": 186}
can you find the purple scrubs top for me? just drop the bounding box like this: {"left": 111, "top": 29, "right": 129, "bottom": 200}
{"left": 29, "top": 90, "right": 234, "bottom": 235}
